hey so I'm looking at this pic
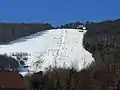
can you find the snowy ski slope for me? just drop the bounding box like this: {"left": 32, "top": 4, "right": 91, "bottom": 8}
{"left": 0, "top": 29, "right": 95, "bottom": 76}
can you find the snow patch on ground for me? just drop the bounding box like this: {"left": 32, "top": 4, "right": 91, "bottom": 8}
{"left": 0, "top": 29, "right": 95, "bottom": 76}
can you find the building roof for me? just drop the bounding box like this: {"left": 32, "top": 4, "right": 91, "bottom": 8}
{"left": 0, "top": 72, "right": 26, "bottom": 88}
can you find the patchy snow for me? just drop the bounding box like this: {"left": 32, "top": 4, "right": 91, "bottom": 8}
{"left": 0, "top": 29, "right": 95, "bottom": 76}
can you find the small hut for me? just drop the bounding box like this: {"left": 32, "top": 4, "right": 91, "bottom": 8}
{"left": 77, "top": 25, "right": 86, "bottom": 30}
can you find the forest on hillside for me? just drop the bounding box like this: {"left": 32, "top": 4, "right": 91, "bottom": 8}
{"left": 1, "top": 18, "right": 120, "bottom": 90}
{"left": 0, "top": 23, "right": 54, "bottom": 44}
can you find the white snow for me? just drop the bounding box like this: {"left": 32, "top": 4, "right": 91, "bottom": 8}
{"left": 0, "top": 29, "right": 95, "bottom": 76}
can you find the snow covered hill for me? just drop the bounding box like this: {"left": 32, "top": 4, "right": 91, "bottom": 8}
{"left": 0, "top": 29, "right": 95, "bottom": 76}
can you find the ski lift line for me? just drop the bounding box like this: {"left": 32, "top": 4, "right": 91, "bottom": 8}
{"left": 53, "top": 29, "right": 66, "bottom": 65}
{"left": 53, "top": 29, "right": 82, "bottom": 62}
{"left": 53, "top": 30, "right": 64, "bottom": 63}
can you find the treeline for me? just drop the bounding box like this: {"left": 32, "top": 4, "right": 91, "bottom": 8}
{"left": 83, "top": 18, "right": 120, "bottom": 62}
{"left": 83, "top": 18, "right": 120, "bottom": 90}
{"left": 57, "top": 21, "right": 84, "bottom": 29}
{"left": 0, "top": 18, "right": 120, "bottom": 44}
{"left": 0, "top": 23, "right": 54, "bottom": 44}
{"left": 24, "top": 67, "right": 93, "bottom": 90}
{"left": 24, "top": 62, "right": 114, "bottom": 90}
